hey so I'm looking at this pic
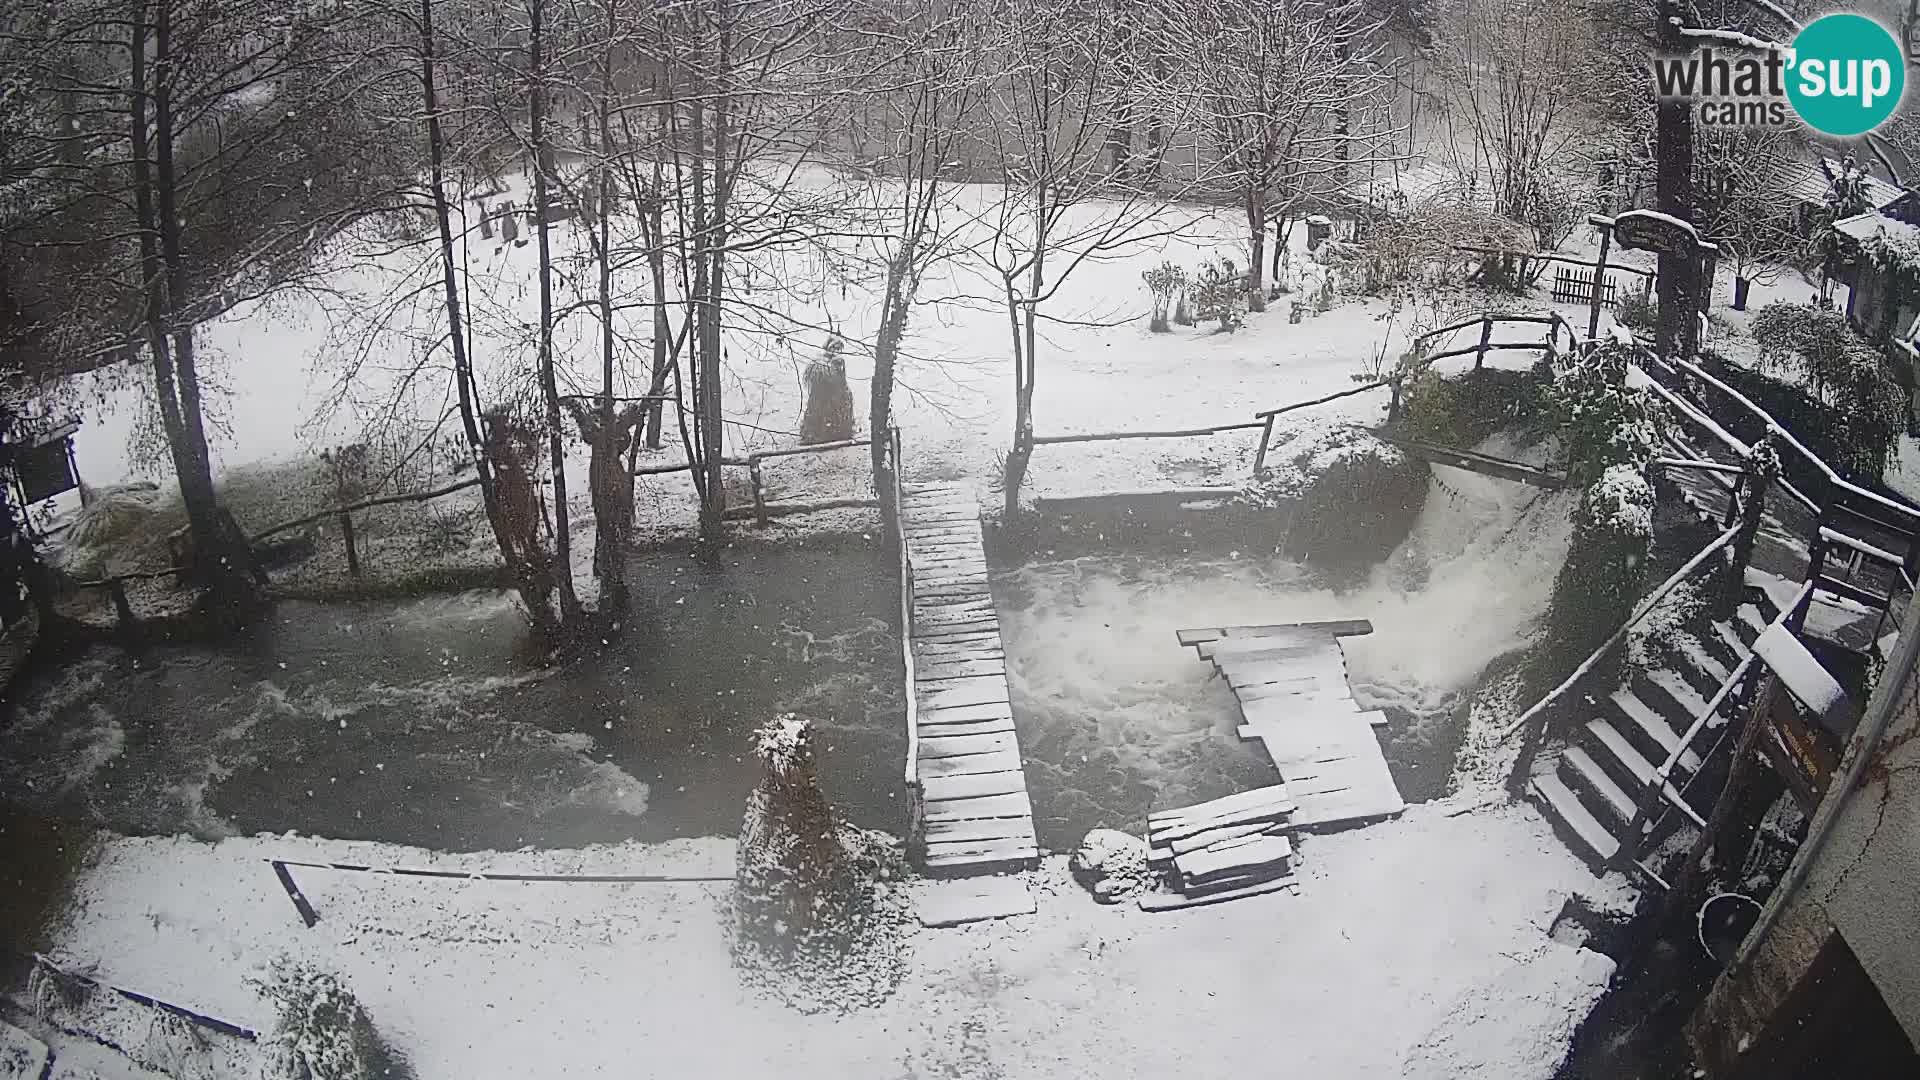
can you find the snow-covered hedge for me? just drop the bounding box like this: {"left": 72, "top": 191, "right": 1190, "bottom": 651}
{"left": 1546, "top": 464, "right": 1654, "bottom": 671}
{"left": 259, "top": 962, "right": 410, "bottom": 1080}
{"left": 732, "top": 714, "right": 911, "bottom": 1014}
{"left": 1244, "top": 426, "right": 1427, "bottom": 578}
{"left": 1542, "top": 342, "right": 1657, "bottom": 487}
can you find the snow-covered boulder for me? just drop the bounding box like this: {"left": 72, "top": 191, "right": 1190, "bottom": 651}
{"left": 1068, "top": 828, "right": 1151, "bottom": 903}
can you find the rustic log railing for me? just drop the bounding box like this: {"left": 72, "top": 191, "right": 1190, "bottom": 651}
{"left": 1615, "top": 579, "right": 1820, "bottom": 884}
{"left": 1502, "top": 521, "right": 1745, "bottom": 751}
{"left": 634, "top": 439, "right": 876, "bottom": 525}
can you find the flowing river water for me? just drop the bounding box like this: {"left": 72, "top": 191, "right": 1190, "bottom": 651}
{"left": 2, "top": 450, "right": 1575, "bottom": 857}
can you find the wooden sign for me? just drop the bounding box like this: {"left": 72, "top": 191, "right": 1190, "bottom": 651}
{"left": 1612, "top": 210, "right": 1706, "bottom": 259}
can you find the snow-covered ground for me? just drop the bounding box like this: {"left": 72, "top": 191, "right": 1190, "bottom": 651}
{"left": 39, "top": 798, "right": 1626, "bottom": 1080}
{"left": 54, "top": 170, "right": 1410, "bottom": 535}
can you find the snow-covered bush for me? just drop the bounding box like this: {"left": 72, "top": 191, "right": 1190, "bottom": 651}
{"left": 732, "top": 714, "right": 910, "bottom": 1013}
{"left": 1244, "top": 427, "right": 1428, "bottom": 578}
{"left": 1399, "top": 368, "right": 1546, "bottom": 449}
{"left": 1546, "top": 464, "right": 1654, "bottom": 671}
{"left": 1542, "top": 341, "right": 1657, "bottom": 486}
{"left": 1142, "top": 261, "right": 1187, "bottom": 333}
{"left": 799, "top": 337, "right": 856, "bottom": 444}
{"left": 1614, "top": 290, "right": 1657, "bottom": 335}
{"left": 255, "top": 962, "right": 409, "bottom": 1080}
{"left": 1745, "top": 302, "right": 1906, "bottom": 480}
{"left": 1187, "top": 257, "right": 1245, "bottom": 332}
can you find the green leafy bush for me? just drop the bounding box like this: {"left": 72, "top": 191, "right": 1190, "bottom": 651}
{"left": 1742, "top": 302, "right": 1906, "bottom": 481}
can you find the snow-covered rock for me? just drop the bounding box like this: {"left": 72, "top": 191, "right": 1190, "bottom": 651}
{"left": 1068, "top": 828, "right": 1151, "bottom": 903}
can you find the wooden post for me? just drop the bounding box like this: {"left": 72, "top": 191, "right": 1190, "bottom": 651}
{"left": 1253, "top": 414, "right": 1277, "bottom": 473}
{"left": 1721, "top": 471, "right": 1744, "bottom": 529}
{"left": 108, "top": 578, "right": 134, "bottom": 626}
{"left": 750, "top": 459, "right": 768, "bottom": 525}
{"left": 1588, "top": 225, "right": 1613, "bottom": 342}
{"left": 1475, "top": 316, "right": 1493, "bottom": 370}
{"left": 1664, "top": 673, "right": 1779, "bottom": 920}
{"left": 338, "top": 510, "right": 360, "bottom": 576}
{"left": 1388, "top": 380, "right": 1402, "bottom": 423}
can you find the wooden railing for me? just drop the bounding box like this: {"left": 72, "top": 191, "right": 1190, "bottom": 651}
{"left": 888, "top": 426, "right": 919, "bottom": 793}
{"left": 1408, "top": 311, "right": 1580, "bottom": 372}
{"left": 1503, "top": 520, "right": 1746, "bottom": 745}
{"left": 1618, "top": 579, "right": 1820, "bottom": 884}
{"left": 633, "top": 438, "right": 878, "bottom": 525}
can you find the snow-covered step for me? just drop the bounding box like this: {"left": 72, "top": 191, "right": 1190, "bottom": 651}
{"left": 1530, "top": 773, "right": 1621, "bottom": 863}
{"left": 1584, "top": 720, "right": 1697, "bottom": 820}
{"left": 1735, "top": 603, "right": 1769, "bottom": 643}
{"left": 1711, "top": 621, "right": 1751, "bottom": 663}
{"left": 1609, "top": 688, "right": 1702, "bottom": 773}
{"left": 1559, "top": 745, "right": 1637, "bottom": 824}
{"left": 1677, "top": 636, "right": 1732, "bottom": 689}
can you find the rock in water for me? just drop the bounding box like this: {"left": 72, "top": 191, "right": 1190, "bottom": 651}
{"left": 1070, "top": 828, "right": 1151, "bottom": 901}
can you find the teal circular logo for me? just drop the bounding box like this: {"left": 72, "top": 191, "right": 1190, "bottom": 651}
{"left": 1786, "top": 14, "right": 1906, "bottom": 137}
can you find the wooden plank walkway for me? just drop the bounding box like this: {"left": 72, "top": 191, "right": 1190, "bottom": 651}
{"left": 1179, "top": 621, "right": 1405, "bottom": 830}
{"left": 904, "top": 482, "right": 1039, "bottom": 879}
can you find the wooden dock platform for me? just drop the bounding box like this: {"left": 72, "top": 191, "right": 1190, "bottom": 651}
{"left": 903, "top": 482, "right": 1039, "bottom": 879}
{"left": 1179, "top": 621, "right": 1405, "bottom": 830}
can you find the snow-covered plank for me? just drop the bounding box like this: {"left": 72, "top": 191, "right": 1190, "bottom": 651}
{"left": 923, "top": 812, "right": 1034, "bottom": 844}
{"left": 912, "top": 630, "right": 1003, "bottom": 652}
{"left": 1166, "top": 821, "right": 1273, "bottom": 856}
{"left": 916, "top": 676, "right": 1011, "bottom": 710}
{"left": 914, "top": 876, "right": 1035, "bottom": 927}
{"left": 1149, "top": 783, "right": 1295, "bottom": 827}
{"left": 1137, "top": 876, "right": 1298, "bottom": 911}
{"left": 1560, "top": 746, "right": 1637, "bottom": 824}
{"left": 918, "top": 731, "right": 1016, "bottom": 759}
{"left": 1196, "top": 635, "right": 1325, "bottom": 661}
{"left": 917, "top": 749, "right": 1022, "bottom": 778}
{"left": 1175, "top": 834, "right": 1293, "bottom": 883}
{"left": 919, "top": 699, "right": 1013, "bottom": 724}
{"left": 1530, "top": 773, "right": 1620, "bottom": 862}
{"left": 916, "top": 716, "right": 1014, "bottom": 738}
{"left": 1608, "top": 689, "right": 1702, "bottom": 772}
{"left": 1753, "top": 623, "right": 1852, "bottom": 725}
{"left": 1176, "top": 619, "right": 1374, "bottom": 646}
{"left": 921, "top": 840, "right": 1038, "bottom": 871}
{"left": 1584, "top": 720, "right": 1694, "bottom": 816}
{"left": 913, "top": 613, "right": 999, "bottom": 634}
{"left": 921, "top": 770, "right": 1027, "bottom": 803}
{"left": 922, "top": 791, "right": 1033, "bottom": 822}
{"left": 1149, "top": 805, "right": 1290, "bottom": 846}
{"left": 917, "top": 656, "right": 1008, "bottom": 681}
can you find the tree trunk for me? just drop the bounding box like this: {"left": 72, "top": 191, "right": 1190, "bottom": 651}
{"left": 1245, "top": 187, "right": 1267, "bottom": 312}
{"left": 592, "top": 13, "right": 628, "bottom": 616}
{"left": 1654, "top": 1, "right": 1698, "bottom": 359}
{"left": 695, "top": 5, "right": 733, "bottom": 545}
{"left": 419, "top": 0, "right": 556, "bottom": 638}
{"left": 135, "top": 0, "right": 260, "bottom": 625}
{"left": 872, "top": 247, "right": 916, "bottom": 537}
{"left": 643, "top": 194, "right": 672, "bottom": 450}
{"left": 529, "top": 0, "right": 581, "bottom": 622}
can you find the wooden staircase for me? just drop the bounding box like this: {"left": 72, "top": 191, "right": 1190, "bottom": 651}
{"left": 1527, "top": 585, "right": 1787, "bottom": 868}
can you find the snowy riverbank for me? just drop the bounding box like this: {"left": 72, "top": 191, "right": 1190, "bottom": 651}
{"left": 36, "top": 796, "right": 1626, "bottom": 1079}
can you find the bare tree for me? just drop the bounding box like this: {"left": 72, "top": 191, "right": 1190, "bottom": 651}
{"left": 845, "top": 0, "right": 984, "bottom": 532}
{"left": 976, "top": 0, "right": 1187, "bottom": 517}
{"left": 1694, "top": 127, "right": 1804, "bottom": 309}
{"left": 1166, "top": 0, "right": 1396, "bottom": 308}
{"left": 1431, "top": 0, "right": 1593, "bottom": 251}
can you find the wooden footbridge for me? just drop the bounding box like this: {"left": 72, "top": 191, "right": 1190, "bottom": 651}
{"left": 898, "top": 482, "right": 1038, "bottom": 883}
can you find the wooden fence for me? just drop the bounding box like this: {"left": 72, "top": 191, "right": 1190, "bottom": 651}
{"left": 633, "top": 438, "right": 878, "bottom": 525}
{"left": 1552, "top": 266, "right": 1618, "bottom": 307}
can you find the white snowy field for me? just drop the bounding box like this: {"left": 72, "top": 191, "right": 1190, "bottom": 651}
{"left": 42, "top": 798, "right": 1628, "bottom": 1080}
{"left": 57, "top": 168, "right": 1414, "bottom": 532}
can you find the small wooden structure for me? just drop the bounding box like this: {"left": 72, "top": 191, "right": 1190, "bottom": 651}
{"left": 900, "top": 481, "right": 1038, "bottom": 880}
{"left": 1140, "top": 784, "right": 1299, "bottom": 910}
{"left": 1363, "top": 426, "right": 1569, "bottom": 490}
{"left": 1178, "top": 619, "right": 1405, "bottom": 831}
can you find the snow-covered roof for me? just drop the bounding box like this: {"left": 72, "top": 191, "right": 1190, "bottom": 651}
{"left": 1786, "top": 157, "right": 1906, "bottom": 210}
{"left": 1835, "top": 210, "right": 1920, "bottom": 269}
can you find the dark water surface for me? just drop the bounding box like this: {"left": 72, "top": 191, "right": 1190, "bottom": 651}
{"left": 0, "top": 539, "right": 906, "bottom": 851}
